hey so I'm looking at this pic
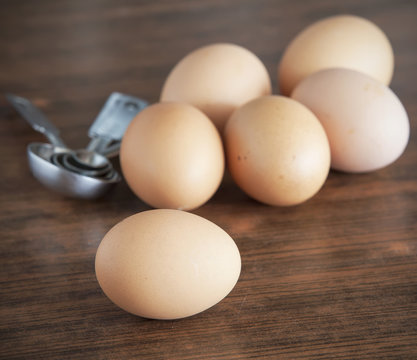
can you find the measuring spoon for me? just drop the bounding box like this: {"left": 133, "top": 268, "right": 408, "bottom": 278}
{"left": 7, "top": 93, "right": 147, "bottom": 199}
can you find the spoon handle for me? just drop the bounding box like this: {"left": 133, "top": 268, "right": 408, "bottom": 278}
{"left": 6, "top": 94, "right": 67, "bottom": 148}
{"left": 86, "top": 92, "right": 148, "bottom": 155}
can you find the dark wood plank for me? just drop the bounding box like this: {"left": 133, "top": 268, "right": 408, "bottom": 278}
{"left": 1, "top": 0, "right": 416, "bottom": 359}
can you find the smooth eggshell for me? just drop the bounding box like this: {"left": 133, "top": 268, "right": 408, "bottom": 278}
{"left": 160, "top": 43, "right": 272, "bottom": 132}
{"left": 224, "top": 95, "right": 330, "bottom": 206}
{"left": 291, "top": 68, "right": 410, "bottom": 173}
{"left": 95, "top": 209, "right": 241, "bottom": 320}
{"left": 120, "top": 102, "right": 224, "bottom": 210}
{"left": 278, "top": 15, "right": 394, "bottom": 95}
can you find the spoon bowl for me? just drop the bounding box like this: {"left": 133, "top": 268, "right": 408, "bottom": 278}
{"left": 28, "top": 143, "right": 120, "bottom": 199}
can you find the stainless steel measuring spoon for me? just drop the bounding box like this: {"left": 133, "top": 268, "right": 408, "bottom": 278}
{"left": 7, "top": 93, "right": 147, "bottom": 199}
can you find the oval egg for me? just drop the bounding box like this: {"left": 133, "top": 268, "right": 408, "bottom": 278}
{"left": 120, "top": 102, "right": 224, "bottom": 210}
{"left": 224, "top": 95, "right": 330, "bottom": 206}
{"left": 161, "top": 43, "right": 272, "bottom": 132}
{"left": 278, "top": 14, "right": 394, "bottom": 95}
{"left": 291, "top": 68, "right": 410, "bottom": 173}
{"left": 95, "top": 209, "right": 241, "bottom": 320}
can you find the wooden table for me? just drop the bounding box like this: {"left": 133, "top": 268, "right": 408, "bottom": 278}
{"left": 1, "top": 1, "right": 416, "bottom": 359}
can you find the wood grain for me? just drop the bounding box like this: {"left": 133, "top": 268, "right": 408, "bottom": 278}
{"left": 1, "top": 0, "right": 416, "bottom": 359}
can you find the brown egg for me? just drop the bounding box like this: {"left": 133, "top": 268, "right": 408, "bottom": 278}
{"left": 95, "top": 209, "right": 241, "bottom": 320}
{"left": 292, "top": 68, "right": 410, "bottom": 173}
{"left": 160, "top": 43, "right": 272, "bottom": 132}
{"left": 224, "top": 96, "right": 330, "bottom": 206}
{"left": 120, "top": 102, "right": 224, "bottom": 210}
{"left": 278, "top": 15, "right": 394, "bottom": 95}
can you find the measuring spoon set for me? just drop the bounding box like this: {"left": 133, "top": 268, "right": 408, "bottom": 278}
{"left": 7, "top": 93, "right": 147, "bottom": 199}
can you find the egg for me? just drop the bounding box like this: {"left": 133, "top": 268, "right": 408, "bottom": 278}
{"left": 278, "top": 14, "right": 394, "bottom": 95}
{"left": 291, "top": 68, "right": 410, "bottom": 173}
{"left": 120, "top": 102, "right": 224, "bottom": 210}
{"left": 224, "top": 95, "right": 330, "bottom": 206}
{"left": 95, "top": 209, "right": 241, "bottom": 320}
{"left": 160, "top": 43, "right": 272, "bottom": 132}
